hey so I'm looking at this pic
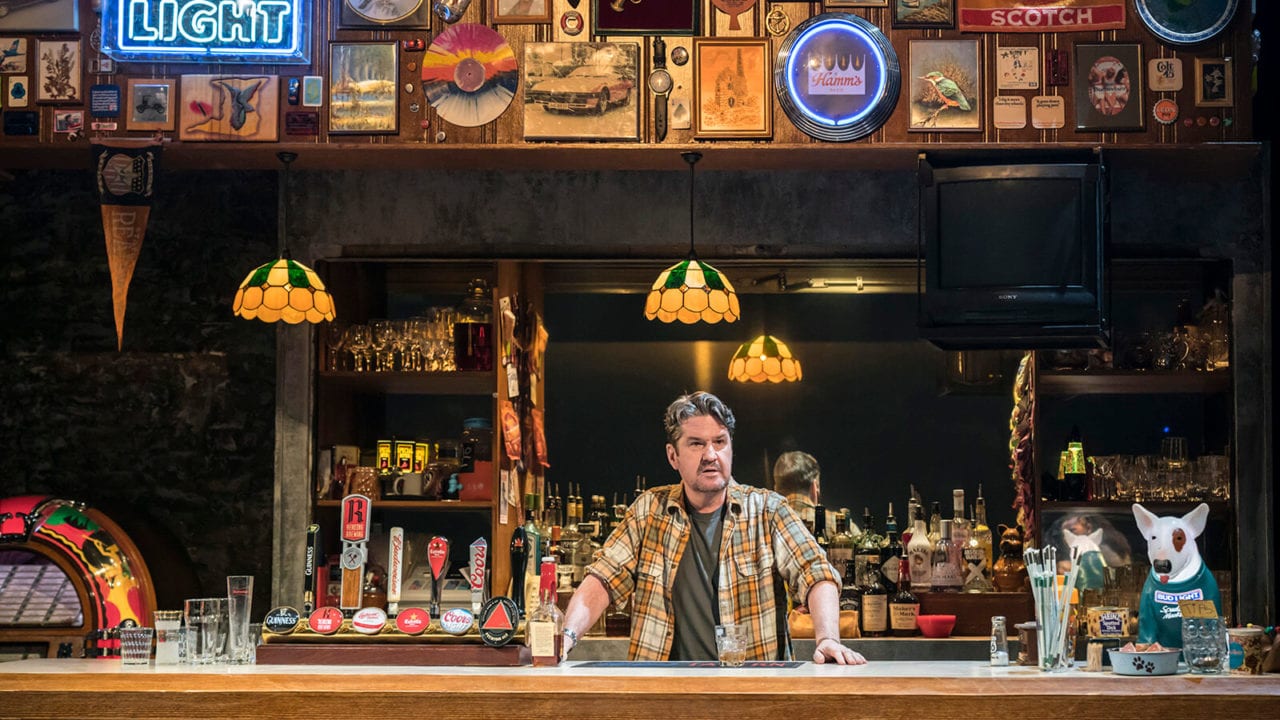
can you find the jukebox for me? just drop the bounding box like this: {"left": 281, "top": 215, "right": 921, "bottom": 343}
{"left": 0, "top": 495, "right": 157, "bottom": 659}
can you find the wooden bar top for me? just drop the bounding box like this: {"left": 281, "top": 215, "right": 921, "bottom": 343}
{"left": 2, "top": 659, "right": 1277, "bottom": 719}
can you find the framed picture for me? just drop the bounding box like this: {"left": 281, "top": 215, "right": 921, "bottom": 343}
{"left": 693, "top": 38, "right": 771, "bottom": 139}
{"left": 1, "top": 38, "right": 27, "bottom": 73}
{"left": 335, "top": 0, "right": 432, "bottom": 28}
{"left": 53, "top": 109, "right": 83, "bottom": 133}
{"left": 894, "top": 0, "right": 955, "bottom": 29}
{"left": 35, "top": 39, "right": 81, "bottom": 103}
{"left": 908, "top": 39, "right": 981, "bottom": 132}
{"left": 178, "top": 75, "right": 280, "bottom": 141}
{"left": 1194, "top": 57, "right": 1233, "bottom": 108}
{"left": 0, "top": 0, "right": 78, "bottom": 31}
{"left": 329, "top": 42, "right": 398, "bottom": 134}
{"left": 825, "top": 0, "right": 889, "bottom": 5}
{"left": 490, "top": 0, "right": 552, "bottom": 24}
{"left": 996, "top": 46, "right": 1039, "bottom": 91}
{"left": 591, "top": 0, "right": 698, "bottom": 36}
{"left": 6, "top": 75, "right": 29, "bottom": 107}
{"left": 523, "top": 41, "right": 639, "bottom": 142}
{"left": 126, "top": 78, "right": 176, "bottom": 131}
{"left": 1073, "top": 43, "right": 1144, "bottom": 131}
{"left": 302, "top": 76, "right": 324, "bottom": 108}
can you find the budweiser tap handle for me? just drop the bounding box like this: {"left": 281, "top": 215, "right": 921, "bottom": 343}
{"left": 427, "top": 536, "right": 451, "bottom": 617}
{"left": 387, "top": 526, "right": 404, "bottom": 617}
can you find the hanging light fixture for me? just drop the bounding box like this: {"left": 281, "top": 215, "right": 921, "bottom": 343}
{"left": 233, "top": 152, "right": 336, "bottom": 324}
{"left": 728, "top": 333, "right": 803, "bottom": 383}
{"left": 643, "top": 151, "right": 740, "bottom": 324}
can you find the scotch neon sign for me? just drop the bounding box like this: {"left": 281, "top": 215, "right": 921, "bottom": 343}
{"left": 102, "top": 0, "right": 311, "bottom": 64}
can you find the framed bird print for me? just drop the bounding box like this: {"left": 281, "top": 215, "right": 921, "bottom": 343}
{"left": 126, "top": 78, "right": 176, "bottom": 131}
{"left": 0, "top": 38, "right": 27, "bottom": 73}
{"left": 178, "top": 75, "right": 280, "bottom": 141}
{"left": 908, "top": 39, "right": 980, "bottom": 132}
{"left": 1073, "top": 43, "right": 1144, "bottom": 131}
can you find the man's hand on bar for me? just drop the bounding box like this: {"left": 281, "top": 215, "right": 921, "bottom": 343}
{"left": 812, "top": 637, "right": 866, "bottom": 665}
{"left": 805, "top": 580, "right": 867, "bottom": 665}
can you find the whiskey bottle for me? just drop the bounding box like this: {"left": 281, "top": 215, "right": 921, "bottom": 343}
{"left": 906, "top": 505, "right": 933, "bottom": 592}
{"left": 972, "top": 486, "right": 993, "bottom": 578}
{"left": 889, "top": 551, "right": 919, "bottom": 637}
{"left": 827, "top": 513, "right": 855, "bottom": 584}
{"left": 526, "top": 557, "right": 563, "bottom": 666}
{"left": 950, "top": 489, "right": 970, "bottom": 551}
{"left": 880, "top": 503, "right": 902, "bottom": 591}
{"left": 860, "top": 558, "right": 888, "bottom": 637}
{"left": 930, "top": 519, "right": 963, "bottom": 593}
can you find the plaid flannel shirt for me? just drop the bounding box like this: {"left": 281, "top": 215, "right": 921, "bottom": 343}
{"left": 585, "top": 481, "right": 841, "bottom": 661}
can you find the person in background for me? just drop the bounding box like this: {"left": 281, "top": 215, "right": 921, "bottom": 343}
{"left": 772, "top": 451, "right": 855, "bottom": 539}
{"left": 560, "top": 391, "right": 866, "bottom": 665}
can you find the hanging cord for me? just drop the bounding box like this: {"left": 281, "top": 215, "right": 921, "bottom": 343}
{"left": 277, "top": 151, "right": 297, "bottom": 259}
{"left": 682, "top": 151, "right": 702, "bottom": 260}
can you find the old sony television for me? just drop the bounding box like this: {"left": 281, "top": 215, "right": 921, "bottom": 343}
{"left": 917, "top": 152, "right": 1109, "bottom": 349}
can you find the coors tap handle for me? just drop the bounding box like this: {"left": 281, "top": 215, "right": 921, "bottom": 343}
{"left": 509, "top": 525, "right": 528, "bottom": 617}
{"left": 427, "top": 536, "right": 451, "bottom": 617}
{"left": 469, "top": 537, "right": 488, "bottom": 614}
{"left": 339, "top": 494, "right": 372, "bottom": 615}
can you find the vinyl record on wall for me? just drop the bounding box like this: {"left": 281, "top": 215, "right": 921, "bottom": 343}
{"left": 774, "top": 13, "right": 900, "bottom": 143}
{"left": 1135, "top": 0, "right": 1238, "bottom": 46}
{"left": 421, "top": 23, "right": 519, "bottom": 127}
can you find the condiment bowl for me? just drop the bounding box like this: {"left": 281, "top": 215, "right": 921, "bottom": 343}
{"left": 916, "top": 614, "right": 956, "bottom": 638}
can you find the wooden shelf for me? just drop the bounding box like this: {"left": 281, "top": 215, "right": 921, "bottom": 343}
{"left": 1037, "top": 371, "right": 1231, "bottom": 395}
{"left": 316, "top": 499, "right": 491, "bottom": 511}
{"left": 317, "top": 370, "right": 494, "bottom": 396}
{"left": 1040, "top": 500, "right": 1231, "bottom": 512}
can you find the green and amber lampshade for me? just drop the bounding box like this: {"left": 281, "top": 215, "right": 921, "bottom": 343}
{"left": 644, "top": 259, "right": 740, "bottom": 324}
{"left": 233, "top": 258, "right": 335, "bottom": 324}
{"left": 728, "top": 334, "right": 802, "bottom": 383}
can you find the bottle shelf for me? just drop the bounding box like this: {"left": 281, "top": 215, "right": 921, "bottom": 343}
{"left": 315, "top": 500, "right": 492, "bottom": 511}
{"left": 317, "top": 371, "right": 495, "bottom": 396}
{"left": 1039, "top": 500, "right": 1231, "bottom": 512}
{"left": 1036, "top": 371, "right": 1231, "bottom": 396}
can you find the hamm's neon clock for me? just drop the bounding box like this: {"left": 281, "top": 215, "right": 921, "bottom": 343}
{"left": 102, "top": 0, "right": 311, "bottom": 64}
{"left": 774, "top": 13, "right": 899, "bottom": 142}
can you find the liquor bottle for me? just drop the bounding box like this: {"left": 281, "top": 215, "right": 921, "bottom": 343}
{"left": 951, "top": 489, "right": 970, "bottom": 550}
{"left": 813, "top": 505, "right": 830, "bottom": 557}
{"left": 828, "top": 513, "right": 855, "bottom": 584}
{"left": 633, "top": 474, "right": 645, "bottom": 504}
{"left": 902, "top": 496, "right": 919, "bottom": 546}
{"left": 972, "top": 485, "right": 993, "bottom": 577}
{"left": 907, "top": 505, "right": 933, "bottom": 592}
{"left": 860, "top": 557, "right": 888, "bottom": 637}
{"left": 521, "top": 497, "right": 542, "bottom": 614}
{"left": 559, "top": 520, "right": 583, "bottom": 586}
{"left": 930, "top": 519, "right": 963, "bottom": 593}
{"left": 526, "top": 557, "right": 563, "bottom": 666}
{"left": 889, "top": 550, "right": 919, "bottom": 637}
{"left": 854, "top": 508, "right": 879, "bottom": 590}
{"left": 928, "top": 502, "right": 942, "bottom": 547}
{"left": 962, "top": 511, "right": 995, "bottom": 593}
{"left": 880, "top": 504, "right": 902, "bottom": 591}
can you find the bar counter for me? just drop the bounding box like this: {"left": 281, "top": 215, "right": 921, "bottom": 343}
{"left": 3, "top": 658, "right": 1277, "bottom": 720}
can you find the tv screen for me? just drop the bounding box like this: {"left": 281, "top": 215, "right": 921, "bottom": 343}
{"left": 919, "top": 156, "right": 1108, "bottom": 349}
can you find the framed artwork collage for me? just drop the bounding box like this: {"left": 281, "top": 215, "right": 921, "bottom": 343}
{"left": 0, "top": 0, "right": 1244, "bottom": 141}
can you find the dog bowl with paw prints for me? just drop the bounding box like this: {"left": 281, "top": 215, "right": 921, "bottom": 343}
{"left": 1108, "top": 648, "right": 1182, "bottom": 676}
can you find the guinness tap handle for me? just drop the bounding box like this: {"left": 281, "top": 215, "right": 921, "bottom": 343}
{"left": 304, "top": 524, "right": 321, "bottom": 614}
{"left": 427, "top": 536, "right": 451, "bottom": 617}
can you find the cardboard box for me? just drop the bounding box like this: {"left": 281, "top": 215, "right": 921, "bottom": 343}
{"left": 458, "top": 460, "right": 493, "bottom": 501}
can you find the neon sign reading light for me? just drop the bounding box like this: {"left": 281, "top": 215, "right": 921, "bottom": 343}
{"left": 105, "top": 0, "right": 308, "bottom": 63}
{"left": 786, "top": 23, "right": 887, "bottom": 128}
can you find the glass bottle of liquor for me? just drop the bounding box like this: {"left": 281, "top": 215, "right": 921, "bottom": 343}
{"left": 880, "top": 503, "right": 902, "bottom": 592}
{"left": 828, "top": 513, "right": 855, "bottom": 585}
{"left": 907, "top": 504, "right": 933, "bottom": 592}
{"left": 854, "top": 508, "right": 879, "bottom": 590}
{"left": 902, "top": 496, "right": 919, "bottom": 547}
{"left": 963, "top": 502, "right": 995, "bottom": 592}
{"left": 972, "top": 485, "right": 993, "bottom": 577}
{"left": 860, "top": 557, "right": 888, "bottom": 638}
{"left": 813, "top": 504, "right": 830, "bottom": 557}
{"left": 950, "top": 489, "right": 970, "bottom": 551}
{"left": 889, "top": 550, "right": 919, "bottom": 637}
{"left": 526, "top": 557, "right": 563, "bottom": 666}
{"left": 928, "top": 501, "right": 942, "bottom": 547}
{"left": 522, "top": 497, "right": 542, "bottom": 613}
{"left": 930, "top": 519, "right": 963, "bottom": 593}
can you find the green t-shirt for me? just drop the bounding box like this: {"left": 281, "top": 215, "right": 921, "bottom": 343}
{"left": 670, "top": 503, "right": 724, "bottom": 661}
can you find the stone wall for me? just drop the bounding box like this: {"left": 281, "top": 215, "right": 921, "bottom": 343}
{"left": 0, "top": 169, "right": 278, "bottom": 616}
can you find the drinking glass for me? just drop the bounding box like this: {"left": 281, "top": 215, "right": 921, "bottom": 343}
{"left": 714, "top": 623, "right": 746, "bottom": 667}
{"left": 226, "top": 576, "right": 255, "bottom": 665}
{"left": 1182, "top": 616, "right": 1225, "bottom": 673}
{"left": 185, "top": 597, "right": 228, "bottom": 665}
{"left": 343, "top": 325, "right": 372, "bottom": 372}
{"left": 323, "top": 323, "right": 346, "bottom": 371}
{"left": 153, "top": 610, "right": 184, "bottom": 665}
{"left": 119, "top": 626, "right": 154, "bottom": 668}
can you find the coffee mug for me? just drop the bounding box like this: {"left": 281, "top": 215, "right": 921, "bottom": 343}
{"left": 345, "top": 466, "right": 380, "bottom": 499}
{"left": 394, "top": 473, "right": 424, "bottom": 497}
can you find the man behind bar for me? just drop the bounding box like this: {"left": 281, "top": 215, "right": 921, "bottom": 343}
{"left": 772, "top": 450, "right": 850, "bottom": 539}
{"left": 561, "top": 391, "right": 866, "bottom": 664}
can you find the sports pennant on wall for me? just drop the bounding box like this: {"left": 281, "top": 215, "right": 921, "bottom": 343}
{"left": 957, "top": 0, "right": 1125, "bottom": 32}
{"left": 93, "top": 139, "right": 161, "bottom": 350}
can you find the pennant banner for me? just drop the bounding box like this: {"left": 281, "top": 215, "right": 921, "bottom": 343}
{"left": 958, "top": 0, "right": 1125, "bottom": 32}
{"left": 93, "top": 140, "right": 161, "bottom": 351}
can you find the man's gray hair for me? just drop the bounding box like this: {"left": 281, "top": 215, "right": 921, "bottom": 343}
{"left": 773, "top": 451, "right": 820, "bottom": 495}
{"left": 663, "top": 391, "right": 736, "bottom": 445}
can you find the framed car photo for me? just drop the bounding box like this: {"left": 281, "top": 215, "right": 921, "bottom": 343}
{"left": 523, "top": 41, "right": 639, "bottom": 142}
{"left": 126, "top": 78, "right": 176, "bottom": 131}
{"left": 1074, "top": 42, "right": 1144, "bottom": 131}
{"left": 335, "top": 0, "right": 431, "bottom": 29}
{"left": 591, "top": 0, "right": 698, "bottom": 36}
{"left": 693, "top": 38, "right": 771, "bottom": 139}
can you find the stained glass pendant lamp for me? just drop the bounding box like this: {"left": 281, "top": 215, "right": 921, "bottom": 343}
{"left": 728, "top": 334, "right": 803, "bottom": 383}
{"left": 233, "top": 152, "right": 336, "bottom": 324}
{"left": 644, "top": 151, "right": 740, "bottom": 324}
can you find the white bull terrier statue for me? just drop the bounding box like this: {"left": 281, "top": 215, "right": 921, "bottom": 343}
{"left": 1133, "top": 503, "right": 1220, "bottom": 649}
